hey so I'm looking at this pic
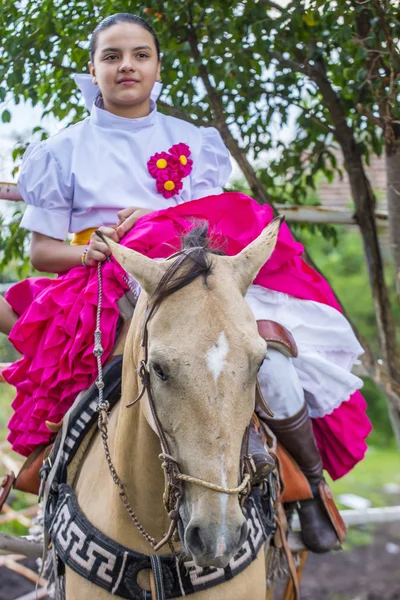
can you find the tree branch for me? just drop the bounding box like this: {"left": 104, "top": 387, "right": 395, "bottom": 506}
{"left": 45, "top": 60, "right": 75, "bottom": 74}
{"left": 185, "top": 20, "right": 274, "bottom": 206}
{"left": 310, "top": 55, "right": 400, "bottom": 373}
{"left": 264, "top": 40, "right": 400, "bottom": 431}
{"left": 275, "top": 94, "right": 335, "bottom": 134}
{"left": 157, "top": 101, "right": 214, "bottom": 127}
{"left": 266, "top": 49, "right": 315, "bottom": 77}
{"left": 356, "top": 103, "right": 385, "bottom": 129}
{"left": 259, "top": 0, "right": 285, "bottom": 12}
{"left": 373, "top": 0, "right": 400, "bottom": 67}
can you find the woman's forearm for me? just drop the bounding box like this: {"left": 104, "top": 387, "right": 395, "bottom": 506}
{"left": 31, "top": 233, "right": 85, "bottom": 273}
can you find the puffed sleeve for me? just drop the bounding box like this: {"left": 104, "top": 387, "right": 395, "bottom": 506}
{"left": 18, "top": 141, "right": 72, "bottom": 240}
{"left": 190, "top": 127, "right": 232, "bottom": 200}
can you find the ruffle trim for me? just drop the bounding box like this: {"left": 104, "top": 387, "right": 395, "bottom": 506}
{"left": 4, "top": 260, "right": 128, "bottom": 457}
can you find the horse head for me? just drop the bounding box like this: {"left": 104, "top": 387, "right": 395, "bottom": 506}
{"left": 102, "top": 217, "right": 282, "bottom": 569}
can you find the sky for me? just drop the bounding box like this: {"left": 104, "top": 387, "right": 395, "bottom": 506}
{"left": 0, "top": 99, "right": 63, "bottom": 183}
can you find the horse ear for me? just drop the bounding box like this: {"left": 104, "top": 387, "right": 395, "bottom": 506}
{"left": 229, "top": 216, "right": 283, "bottom": 294}
{"left": 97, "top": 232, "right": 167, "bottom": 297}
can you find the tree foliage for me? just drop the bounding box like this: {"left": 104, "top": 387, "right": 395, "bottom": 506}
{"left": 1, "top": 0, "right": 400, "bottom": 426}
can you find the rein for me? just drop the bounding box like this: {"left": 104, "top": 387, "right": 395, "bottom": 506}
{"left": 94, "top": 257, "right": 254, "bottom": 552}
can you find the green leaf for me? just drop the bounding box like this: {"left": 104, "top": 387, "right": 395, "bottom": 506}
{"left": 302, "top": 12, "right": 318, "bottom": 27}
{"left": 1, "top": 109, "right": 11, "bottom": 123}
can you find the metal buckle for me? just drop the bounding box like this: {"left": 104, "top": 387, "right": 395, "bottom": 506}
{"left": 38, "top": 457, "right": 52, "bottom": 502}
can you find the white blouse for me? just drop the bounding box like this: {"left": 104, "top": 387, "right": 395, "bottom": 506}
{"left": 19, "top": 92, "right": 232, "bottom": 240}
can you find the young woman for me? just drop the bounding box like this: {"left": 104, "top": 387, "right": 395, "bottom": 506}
{"left": 1, "top": 13, "right": 371, "bottom": 553}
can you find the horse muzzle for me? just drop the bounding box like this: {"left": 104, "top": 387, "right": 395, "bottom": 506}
{"left": 184, "top": 515, "right": 248, "bottom": 568}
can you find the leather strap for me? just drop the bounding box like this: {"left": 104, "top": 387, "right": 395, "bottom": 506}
{"left": 257, "top": 320, "right": 298, "bottom": 358}
{"left": 282, "top": 551, "right": 308, "bottom": 600}
{"left": 150, "top": 555, "right": 166, "bottom": 600}
{"left": 0, "top": 472, "right": 15, "bottom": 512}
{"left": 14, "top": 445, "right": 49, "bottom": 495}
{"left": 276, "top": 444, "right": 313, "bottom": 504}
{"left": 256, "top": 381, "right": 274, "bottom": 417}
{"left": 274, "top": 503, "right": 301, "bottom": 600}
{"left": 318, "top": 480, "right": 347, "bottom": 543}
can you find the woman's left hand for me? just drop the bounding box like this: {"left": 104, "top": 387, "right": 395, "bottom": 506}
{"left": 116, "top": 207, "right": 153, "bottom": 237}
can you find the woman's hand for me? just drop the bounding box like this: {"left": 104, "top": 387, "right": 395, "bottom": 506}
{"left": 84, "top": 226, "right": 122, "bottom": 267}
{"left": 84, "top": 207, "right": 153, "bottom": 266}
{"left": 116, "top": 207, "right": 153, "bottom": 237}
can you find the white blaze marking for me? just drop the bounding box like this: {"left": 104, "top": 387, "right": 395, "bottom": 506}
{"left": 206, "top": 332, "right": 229, "bottom": 382}
{"left": 215, "top": 535, "right": 227, "bottom": 558}
{"left": 215, "top": 456, "right": 229, "bottom": 558}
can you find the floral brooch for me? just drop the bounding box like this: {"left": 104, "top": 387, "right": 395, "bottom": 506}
{"left": 147, "top": 143, "right": 193, "bottom": 198}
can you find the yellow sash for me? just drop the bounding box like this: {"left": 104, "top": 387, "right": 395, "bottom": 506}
{"left": 70, "top": 227, "right": 98, "bottom": 246}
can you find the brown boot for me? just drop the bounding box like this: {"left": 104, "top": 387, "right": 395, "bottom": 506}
{"left": 264, "top": 403, "right": 339, "bottom": 553}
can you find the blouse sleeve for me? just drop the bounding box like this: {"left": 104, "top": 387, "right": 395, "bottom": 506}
{"left": 18, "top": 141, "right": 72, "bottom": 240}
{"left": 190, "top": 127, "right": 232, "bottom": 200}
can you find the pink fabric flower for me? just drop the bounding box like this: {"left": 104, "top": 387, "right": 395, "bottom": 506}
{"left": 147, "top": 143, "right": 192, "bottom": 199}
{"left": 169, "top": 142, "right": 193, "bottom": 177}
{"left": 156, "top": 170, "right": 183, "bottom": 199}
{"left": 147, "top": 151, "right": 176, "bottom": 179}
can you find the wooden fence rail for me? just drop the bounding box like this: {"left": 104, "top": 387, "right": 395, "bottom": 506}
{"left": 0, "top": 181, "right": 389, "bottom": 227}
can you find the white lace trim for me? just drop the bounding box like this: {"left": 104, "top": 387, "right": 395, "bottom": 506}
{"left": 307, "top": 377, "right": 363, "bottom": 418}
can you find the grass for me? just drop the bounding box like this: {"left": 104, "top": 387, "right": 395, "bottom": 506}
{"left": 0, "top": 383, "right": 14, "bottom": 441}
{"left": 329, "top": 446, "right": 400, "bottom": 508}
{"left": 328, "top": 445, "right": 400, "bottom": 550}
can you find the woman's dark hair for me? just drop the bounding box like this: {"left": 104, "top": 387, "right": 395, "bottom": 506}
{"left": 89, "top": 13, "right": 161, "bottom": 62}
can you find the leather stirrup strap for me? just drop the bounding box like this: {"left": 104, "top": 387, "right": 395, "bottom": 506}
{"left": 282, "top": 551, "right": 308, "bottom": 600}
{"left": 318, "top": 480, "right": 347, "bottom": 543}
{"left": 257, "top": 320, "right": 298, "bottom": 358}
{"left": 0, "top": 472, "right": 15, "bottom": 512}
{"left": 275, "top": 504, "right": 301, "bottom": 600}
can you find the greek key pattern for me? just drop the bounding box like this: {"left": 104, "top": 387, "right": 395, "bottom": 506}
{"left": 49, "top": 483, "right": 272, "bottom": 599}
{"left": 51, "top": 493, "right": 118, "bottom": 585}
{"left": 60, "top": 398, "right": 98, "bottom": 465}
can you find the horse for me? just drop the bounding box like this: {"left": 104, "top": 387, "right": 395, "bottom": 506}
{"left": 65, "top": 217, "right": 282, "bottom": 599}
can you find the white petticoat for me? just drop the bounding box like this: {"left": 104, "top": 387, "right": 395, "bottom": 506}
{"left": 245, "top": 284, "right": 364, "bottom": 419}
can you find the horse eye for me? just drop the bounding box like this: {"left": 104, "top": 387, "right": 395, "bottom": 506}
{"left": 152, "top": 363, "right": 168, "bottom": 381}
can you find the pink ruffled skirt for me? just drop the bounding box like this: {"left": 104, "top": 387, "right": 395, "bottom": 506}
{"left": 4, "top": 193, "right": 371, "bottom": 479}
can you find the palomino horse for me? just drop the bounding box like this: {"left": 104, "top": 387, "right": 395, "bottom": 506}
{"left": 67, "top": 218, "right": 282, "bottom": 599}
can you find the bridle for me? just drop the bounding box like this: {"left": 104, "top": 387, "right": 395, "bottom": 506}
{"left": 94, "top": 256, "right": 255, "bottom": 553}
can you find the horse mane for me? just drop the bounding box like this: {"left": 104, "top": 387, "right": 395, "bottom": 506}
{"left": 150, "top": 223, "right": 224, "bottom": 313}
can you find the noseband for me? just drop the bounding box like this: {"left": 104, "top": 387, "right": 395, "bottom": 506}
{"left": 94, "top": 258, "right": 254, "bottom": 552}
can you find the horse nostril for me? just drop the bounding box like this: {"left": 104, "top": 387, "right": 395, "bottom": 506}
{"left": 238, "top": 520, "right": 248, "bottom": 547}
{"left": 186, "top": 525, "right": 206, "bottom": 554}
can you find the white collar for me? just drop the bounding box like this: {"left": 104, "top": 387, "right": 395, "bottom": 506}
{"left": 90, "top": 96, "right": 158, "bottom": 130}
{"left": 73, "top": 73, "right": 163, "bottom": 111}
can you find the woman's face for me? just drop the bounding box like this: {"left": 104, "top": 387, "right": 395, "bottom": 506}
{"left": 89, "top": 22, "right": 161, "bottom": 118}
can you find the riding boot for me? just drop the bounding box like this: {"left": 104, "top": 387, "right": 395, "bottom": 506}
{"left": 263, "top": 402, "right": 339, "bottom": 553}
{"left": 248, "top": 417, "right": 276, "bottom": 484}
